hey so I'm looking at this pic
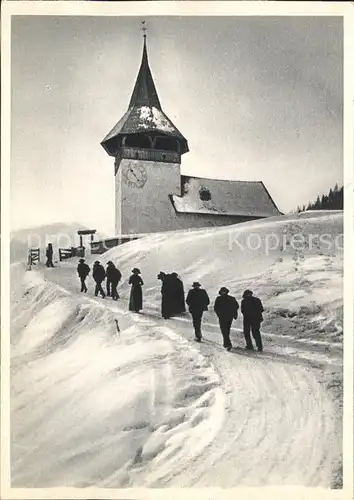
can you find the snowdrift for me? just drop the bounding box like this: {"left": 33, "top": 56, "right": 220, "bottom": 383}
{"left": 93, "top": 211, "right": 343, "bottom": 344}
{"left": 11, "top": 265, "right": 225, "bottom": 487}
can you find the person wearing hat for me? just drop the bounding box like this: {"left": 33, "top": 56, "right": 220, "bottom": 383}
{"left": 106, "top": 261, "right": 122, "bottom": 300}
{"left": 77, "top": 258, "right": 90, "bottom": 293}
{"left": 92, "top": 261, "right": 106, "bottom": 298}
{"left": 129, "top": 268, "right": 144, "bottom": 312}
{"left": 241, "top": 290, "right": 264, "bottom": 352}
{"left": 186, "top": 282, "right": 210, "bottom": 342}
{"left": 214, "top": 287, "right": 239, "bottom": 351}
{"left": 45, "top": 243, "right": 54, "bottom": 268}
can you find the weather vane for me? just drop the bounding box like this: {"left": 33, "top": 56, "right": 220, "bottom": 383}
{"left": 141, "top": 20, "right": 147, "bottom": 39}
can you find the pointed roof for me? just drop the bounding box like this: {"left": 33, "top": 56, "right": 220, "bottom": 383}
{"left": 128, "top": 38, "right": 161, "bottom": 110}
{"left": 101, "top": 37, "right": 189, "bottom": 156}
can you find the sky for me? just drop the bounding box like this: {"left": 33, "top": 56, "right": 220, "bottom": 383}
{"left": 10, "top": 15, "right": 343, "bottom": 236}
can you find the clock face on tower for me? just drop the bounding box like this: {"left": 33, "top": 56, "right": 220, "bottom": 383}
{"left": 123, "top": 162, "right": 148, "bottom": 188}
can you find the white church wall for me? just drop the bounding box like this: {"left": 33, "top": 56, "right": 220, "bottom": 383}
{"left": 115, "top": 167, "right": 122, "bottom": 235}
{"left": 119, "top": 159, "right": 181, "bottom": 234}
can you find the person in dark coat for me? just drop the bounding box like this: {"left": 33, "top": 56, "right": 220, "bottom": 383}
{"left": 186, "top": 282, "right": 210, "bottom": 342}
{"left": 241, "top": 289, "right": 264, "bottom": 352}
{"left": 129, "top": 268, "right": 144, "bottom": 312}
{"left": 214, "top": 287, "right": 239, "bottom": 351}
{"left": 170, "top": 272, "right": 186, "bottom": 315}
{"left": 92, "top": 261, "right": 106, "bottom": 298}
{"left": 77, "top": 258, "right": 90, "bottom": 293}
{"left": 45, "top": 243, "right": 54, "bottom": 268}
{"left": 106, "top": 261, "right": 112, "bottom": 297}
{"left": 157, "top": 271, "right": 173, "bottom": 319}
{"left": 106, "top": 261, "right": 122, "bottom": 300}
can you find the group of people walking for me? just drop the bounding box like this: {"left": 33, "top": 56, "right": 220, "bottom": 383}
{"left": 77, "top": 259, "right": 122, "bottom": 300}
{"left": 76, "top": 260, "right": 144, "bottom": 312}
{"left": 76, "top": 259, "right": 264, "bottom": 352}
{"left": 158, "top": 276, "right": 263, "bottom": 352}
{"left": 157, "top": 271, "right": 186, "bottom": 318}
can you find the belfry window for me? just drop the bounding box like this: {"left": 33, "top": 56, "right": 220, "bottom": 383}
{"left": 124, "top": 134, "right": 152, "bottom": 149}
{"left": 154, "top": 136, "right": 180, "bottom": 153}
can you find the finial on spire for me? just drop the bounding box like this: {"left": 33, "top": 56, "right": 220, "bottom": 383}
{"left": 141, "top": 20, "right": 147, "bottom": 40}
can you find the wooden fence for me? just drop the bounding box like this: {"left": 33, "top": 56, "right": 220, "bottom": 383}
{"left": 27, "top": 248, "right": 40, "bottom": 270}
{"left": 59, "top": 246, "right": 85, "bottom": 261}
{"left": 29, "top": 248, "right": 40, "bottom": 264}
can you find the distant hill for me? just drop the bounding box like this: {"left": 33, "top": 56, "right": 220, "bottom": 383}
{"left": 10, "top": 223, "right": 107, "bottom": 263}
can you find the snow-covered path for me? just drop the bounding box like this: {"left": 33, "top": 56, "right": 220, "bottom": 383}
{"left": 137, "top": 315, "right": 338, "bottom": 487}
{"left": 43, "top": 262, "right": 342, "bottom": 368}
{"left": 35, "top": 263, "right": 341, "bottom": 488}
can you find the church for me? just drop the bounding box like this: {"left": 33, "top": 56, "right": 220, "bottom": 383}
{"left": 97, "top": 33, "right": 281, "bottom": 251}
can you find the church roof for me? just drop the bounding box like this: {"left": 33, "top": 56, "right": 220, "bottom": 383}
{"left": 170, "top": 176, "right": 281, "bottom": 218}
{"left": 129, "top": 39, "right": 161, "bottom": 110}
{"left": 101, "top": 38, "right": 189, "bottom": 155}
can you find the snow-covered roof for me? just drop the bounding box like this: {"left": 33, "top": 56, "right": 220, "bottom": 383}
{"left": 101, "top": 38, "right": 188, "bottom": 155}
{"left": 170, "top": 176, "right": 281, "bottom": 218}
{"left": 102, "top": 105, "right": 186, "bottom": 142}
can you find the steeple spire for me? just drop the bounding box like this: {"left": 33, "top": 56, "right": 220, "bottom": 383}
{"left": 141, "top": 20, "right": 147, "bottom": 40}
{"left": 128, "top": 22, "right": 161, "bottom": 110}
{"left": 101, "top": 23, "right": 189, "bottom": 157}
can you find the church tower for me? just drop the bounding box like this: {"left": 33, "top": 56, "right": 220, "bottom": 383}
{"left": 101, "top": 29, "right": 189, "bottom": 237}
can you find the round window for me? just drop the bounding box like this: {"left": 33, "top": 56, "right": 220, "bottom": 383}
{"left": 199, "top": 188, "right": 211, "bottom": 201}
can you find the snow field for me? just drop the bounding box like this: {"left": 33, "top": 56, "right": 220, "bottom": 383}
{"left": 9, "top": 211, "right": 343, "bottom": 488}
{"left": 96, "top": 212, "right": 343, "bottom": 344}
